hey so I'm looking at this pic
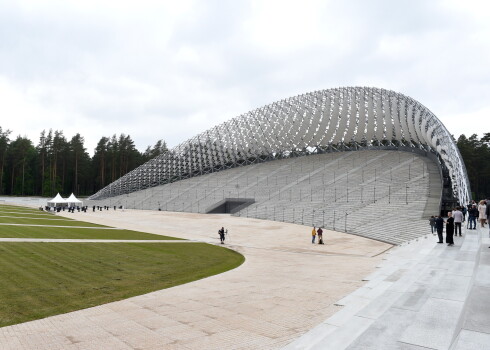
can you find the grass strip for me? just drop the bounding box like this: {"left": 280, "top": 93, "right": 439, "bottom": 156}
{"left": 0, "top": 242, "right": 244, "bottom": 327}
{"left": 0, "top": 204, "right": 46, "bottom": 210}
{"left": 0, "top": 212, "right": 57, "bottom": 218}
{"left": 0, "top": 225, "right": 181, "bottom": 240}
{"left": 0, "top": 204, "right": 40, "bottom": 209}
{"left": 0, "top": 217, "right": 105, "bottom": 227}
{"left": 0, "top": 215, "right": 74, "bottom": 221}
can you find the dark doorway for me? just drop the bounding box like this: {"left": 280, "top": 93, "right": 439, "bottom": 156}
{"left": 206, "top": 198, "right": 255, "bottom": 214}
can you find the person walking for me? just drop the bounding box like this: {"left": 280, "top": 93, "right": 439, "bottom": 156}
{"left": 311, "top": 227, "right": 316, "bottom": 244}
{"left": 218, "top": 227, "right": 225, "bottom": 244}
{"left": 453, "top": 207, "right": 463, "bottom": 237}
{"left": 317, "top": 227, "right": 324, "bottom": 244}
{"left": 478, "top": 200, "right": 487, "bottom": 228}
{"left": 446, "top": 212, "right": 454, "bottom": 246}
{"left": 429, "top": 216, "right": 436, "bottom": 235}
{"left": 435, "top": 215, "right": 444, "bottom": 243}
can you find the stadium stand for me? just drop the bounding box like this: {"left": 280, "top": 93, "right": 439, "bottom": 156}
{"left": 89, "top": 149, "right": 441, "bottom": 245}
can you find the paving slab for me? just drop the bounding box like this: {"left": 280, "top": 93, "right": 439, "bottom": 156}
{"left": 479, "top": 250, "right": 490, "bottom": 266}
{"left": 447, "top": 260, "right": 476, "bottom": 277}
{"left": 391, "top": 283, "right": 432, "bottom": 312}
{"left": 322, "top": 302, "right": 371, "bottom": 327}
{"left": 347, "top": 307, "right": 417, "bottom": 350}
{"left": 453, "top": 329, "right": 490, "bottom": 350}
{"left": 474, "top": 264, "right": 490, "bottom": 288}
{"left": 277, "top": 322, "right": 338, "bottom": 350}
{"left": 355, "top": 291, "right": 403, "bottom": 319}
{"left": 398, "top": 297, "right": 464, "bottom": 350}
{"left": 309, "top": 316, "right": 374, "bottom": 350}
{"left": 430, "top": 274, "right": 472, "bottom": 302}
{"left": 388, "top": 264, "right": 431, "bottom": 293}
{"left": 460, "top": 285, "right": 490, "bottom": 334}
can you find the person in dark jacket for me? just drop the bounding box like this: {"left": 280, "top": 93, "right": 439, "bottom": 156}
{"left": 435, "top": 215, "right": 444, "bottom": 243}
{"left": 317, "top": 227, "right": 324, "bottom": 244}
{"left": 446, "top": 212, "right": 454, "bottom": 246}
{"left": 429, "top": 216, "right": 436, "bottom": 234}
{"left": 468, "top": 205, "right": 478, "bottom": 229}
{"left": 218, "top": 227, "right": 225, "bottom": 244}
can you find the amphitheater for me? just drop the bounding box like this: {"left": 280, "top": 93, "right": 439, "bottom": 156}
{"left": 1, "top": 87, "right": 489, "bottom": 350}
{"left": 90, "top": 86, "right": 469, "bottom": 246}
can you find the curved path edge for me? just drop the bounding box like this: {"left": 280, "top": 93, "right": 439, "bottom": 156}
{"left": 0, "top": 208, "right": 391, "bottom": 350}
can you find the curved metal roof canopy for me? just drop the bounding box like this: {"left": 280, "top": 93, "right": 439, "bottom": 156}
{"left": 89, "top": 87, "right": 471, "bottom": 204}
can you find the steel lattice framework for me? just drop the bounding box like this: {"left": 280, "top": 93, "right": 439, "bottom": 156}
{"left": 89, "top": 87, "right": 471, "bottom": 204}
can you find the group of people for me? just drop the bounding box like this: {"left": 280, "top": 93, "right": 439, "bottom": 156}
{"left": 216, "top": 225, "right": 325, "bottom": 246}
{"left": 67, "top": 206, "right": 88, "bottom": 213}
{"left": 40, "top": 204, "right": 124, "bottom": 213}
{"left": 92, "top": 205, "right": 122, "bottom": 212}
{"left": 466, "top": 200, "right": 488, "bottom": 229}
{"left": 430, "top": 210, "right": 461, "bottom": 246}
{"left": 41, "top": 205, "right": 88, "bottom": 213}
{"left": 429, "top": 199, "right": 489, "bottom": 247}
{"left": 311, "top": 227, "right": 324, "bottom": 244}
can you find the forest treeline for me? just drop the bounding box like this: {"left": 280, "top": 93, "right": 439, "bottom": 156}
{"left": 0, "top": 126, "right": 488, "bottom": 200}
{"left": 456, "top": 133, "right": 490, "bottom": 201}
{"left": 0, "top": 127, "right": 167, "bottom": 197}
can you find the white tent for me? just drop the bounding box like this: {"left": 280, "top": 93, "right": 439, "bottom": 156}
{"left": 47, "top": 193, "right": 68, "bottom": 207}
{"left": 66, "top": 193, "right": 83, "bottom": 207}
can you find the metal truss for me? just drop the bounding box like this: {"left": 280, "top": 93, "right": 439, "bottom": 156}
{"left": 89, "top": 87, "right": 471, "bottom": 205}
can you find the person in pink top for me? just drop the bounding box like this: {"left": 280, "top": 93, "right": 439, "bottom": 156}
{"left": 478, "top": 200, "right": 487, "bottom": 228}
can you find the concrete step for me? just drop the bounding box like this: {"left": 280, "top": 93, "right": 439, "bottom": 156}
{"left": 284, "top": 226, "right": 487, "bottom": 350}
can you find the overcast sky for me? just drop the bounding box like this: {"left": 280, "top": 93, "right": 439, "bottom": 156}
{"left": 0, "top": 0, "right": 489, "bottom": 154}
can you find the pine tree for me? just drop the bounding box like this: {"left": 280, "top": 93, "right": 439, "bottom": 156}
{"left": 0, "top": 127, "right": 12, "bottom": 195}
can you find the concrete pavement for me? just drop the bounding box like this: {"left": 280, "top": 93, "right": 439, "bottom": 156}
{"left": 0, "top": 208, "right": 391, "bottom": 349}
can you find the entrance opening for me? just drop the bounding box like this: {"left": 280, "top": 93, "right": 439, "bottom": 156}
{"left": 205, "top": 198, "right": 255, "bottom": 214}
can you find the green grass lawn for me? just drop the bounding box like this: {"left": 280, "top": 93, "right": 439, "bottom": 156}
{"left": 0, "top": 211, "right": 58, "bottom": 218}
{"left": 0, "top": 216, "right": 106, "bottom": 227}
{"left": 0, "top": 225, "right": 180, "bottom": 240}
{"left": 0, "top": 211, "right": 56, "bottom": 219}
{"left": 0, "top": 214, "right": 75, "bottom": 220}
{"left": 0, "top": 204, "right": 40, "bottom": 210}
{"left": 0, "top": 242, "right": 244, "bottom": 327}
{"left": 0, "top": 205, "right": 178, "bottom": 239}
{"left": 0, "top": 204, "right": 245, "bottom": 328}
{"left": 0, "top": 204, "right": 47, "bottom": 211}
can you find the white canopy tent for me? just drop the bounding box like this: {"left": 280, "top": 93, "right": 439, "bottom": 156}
{"left": 66, "top": 193, "right": 83, "bottom": 207}
{"left": 47, "top": 193, "right": 68, "bottom": 207}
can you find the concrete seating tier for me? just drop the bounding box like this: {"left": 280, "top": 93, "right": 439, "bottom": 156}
{"left": 89, "top": 150, "right": 442, "bottom": 245}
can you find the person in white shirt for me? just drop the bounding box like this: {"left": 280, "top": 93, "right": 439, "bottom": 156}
{"left": 453, "top": 207, "right": 463, "bottom": 237}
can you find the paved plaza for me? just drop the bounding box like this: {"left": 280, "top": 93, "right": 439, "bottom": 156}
{"left": 0, "top": 208, "right": 390, "bottom": 349}
{"left": 1, "top": 207, "right": 488, "bottom": 349}
{"left": 286, "top": 225, "right": 490, "bottom": 350}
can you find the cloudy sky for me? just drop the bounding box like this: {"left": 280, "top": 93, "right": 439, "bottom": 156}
{"left": 0, "top": 0, "right": 489, "bottom": 154}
